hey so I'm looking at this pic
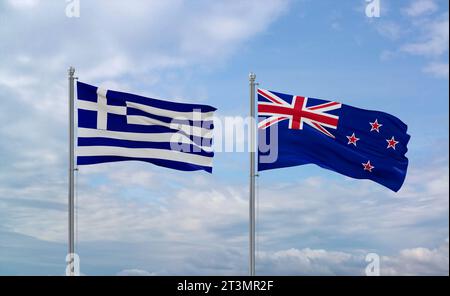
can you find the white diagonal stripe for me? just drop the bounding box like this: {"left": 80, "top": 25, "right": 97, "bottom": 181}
{"left": 258, "top": 116, "right": 288, "bottom": 129}
{"left": 258, "top": 89, "right": 290, "bottom": 106}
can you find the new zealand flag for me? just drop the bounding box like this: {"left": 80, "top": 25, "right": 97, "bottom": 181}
{"left": 257, "top": 89, "right": 410, "bottom": 192}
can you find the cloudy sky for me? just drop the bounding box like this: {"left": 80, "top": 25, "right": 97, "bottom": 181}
{"left": 0, "top": 0, "right": 448, "bottom": 275}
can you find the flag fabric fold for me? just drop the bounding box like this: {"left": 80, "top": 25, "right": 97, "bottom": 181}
{"left": 257, "top": 89, "right": 410, "bottom": 192}
{"left": 76, "top": 81, "right": 216, "bottom": 173}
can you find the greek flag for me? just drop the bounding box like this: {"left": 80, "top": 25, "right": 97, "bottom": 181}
{"left": 76, "top": 82, "right": 216, "bottom": 173}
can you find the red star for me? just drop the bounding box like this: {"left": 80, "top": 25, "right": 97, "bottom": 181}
{"left": 346, "top": 133, "right": 360, "bottom": 146}
{"left": 362, "top": 160, "right": 374, "bottom": 172}
{"left": 370, "top": 119, "right": 383, "bottom": 132}
{"left": 386, "top": 136, "right": 399, "bottom": 150}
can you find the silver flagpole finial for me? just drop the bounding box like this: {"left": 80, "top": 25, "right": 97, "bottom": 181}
{"left": 68, "top": 66, "right": 75, "bottom": 76}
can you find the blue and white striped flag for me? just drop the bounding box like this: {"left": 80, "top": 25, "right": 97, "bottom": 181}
{"left": 76, "top": 82, "right": 216, "bottom": 173}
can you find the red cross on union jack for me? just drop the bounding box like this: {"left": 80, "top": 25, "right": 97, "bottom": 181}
{"left": 257, "top": 89, "right": 342, "bottom": 138}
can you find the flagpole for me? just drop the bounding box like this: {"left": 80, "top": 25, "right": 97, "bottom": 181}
{"left": 249, "top": 72, "right": 256, "bottom": 276}
{"left": 68, "top": 66, "right": 75, "bottom": 276}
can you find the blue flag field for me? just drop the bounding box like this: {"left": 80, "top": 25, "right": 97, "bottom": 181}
{"left": 257, "top": 89, "right": 410, "bottom": 192}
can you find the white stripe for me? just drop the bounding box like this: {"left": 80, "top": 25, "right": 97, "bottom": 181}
{"left": 127, "top": 115, "right": 212, "bottom": 138}
{"left": 77, "top": 100, "right": 127, "bottom": 115}
{"left": 77, "top": 128, "right": 213, "bottom": 152}
{"left": 77, "top": 146, "right": 212, "bottom": 167}
{"left": 97, "top": 95, "right": 108, "bottom": 130}
{"left": 97, "top": 87, "right": 108, "bottom": 97}
{"left": 306, "top": 102, "right": 342, "bottom": 113}
{"left": 305, "top": 107, "right": 341, "bottom": 119}
{"left": 127, "top": 101, "right": 214, "bottom": 121}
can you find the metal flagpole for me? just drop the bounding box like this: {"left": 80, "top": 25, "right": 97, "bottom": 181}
{"left": 249, "top": 73, "right": 256, "bottom": 276}
{"left": 68, "top": 67, "right": 75, "bottom": 276}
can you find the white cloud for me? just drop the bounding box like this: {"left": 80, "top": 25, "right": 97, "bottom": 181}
{"left": 401, "top": 13, "right": 449, "bottom": 57}
{"left": 380, "top": 50, "right": 396, "bottom": 61}
{"left": 258, "top": 247, "right": 358, "bottom": 275}
{"left": 423, "top": 62, "right": 449, "bottom": 78}
{"left": 376, "top": 21, "right": 403, "bottom": 40}
{"left": 372, "top": 3, "right": 448, "bottom": 79}
{"left": 257, "top": 239, "right": 449, "bottom": 275}
{"left": 0, "top": 0, "right": 291, "bottom": 245}
{"left": 373, "top": 6, "right": 449, "bottom": 79}
{"left": 106, "top": 168, "right": 159, "bottom": 189}
{"left": 7, "top": 0, "right": 40, "bottom": 9}
{"left": 0, "top": 155, "right": 447, "bottom": 275}
{"left": 0, "top": 0, "right": 289, "bottom": 117}
{"left": 403, "top": 0, "right": 438, "bottom": 17}
{"left": 382, "top": 239, "right": 449, "bottom": 275}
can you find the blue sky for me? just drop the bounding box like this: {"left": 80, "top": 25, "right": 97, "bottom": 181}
{"left": 0, "top": 0, "right": 448, "bottom": 275}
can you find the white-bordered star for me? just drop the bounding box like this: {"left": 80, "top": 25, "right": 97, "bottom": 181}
{"left": 386, "top": 136, "right": 399, "bottom": 150}
{"left": 370, "top": 119, "right": 383, "bottom": 132}
{"left": 346, "top": 133, "right": 360, "bottom": 146}
{"left": 362, "top": 160, "right": 375, "bottom": 172}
